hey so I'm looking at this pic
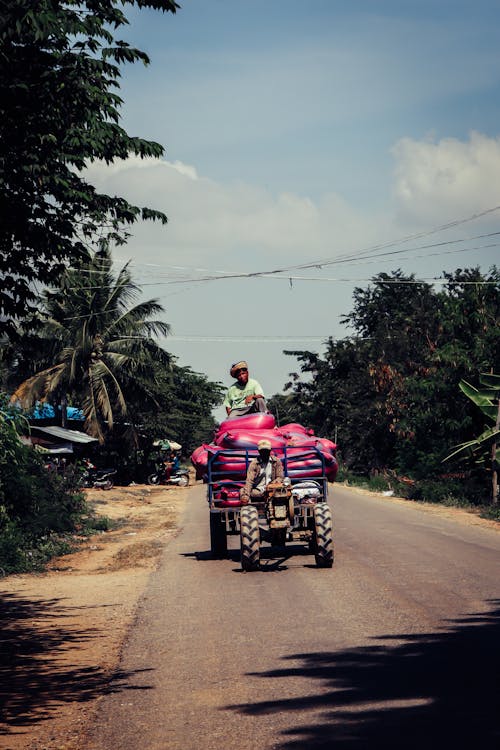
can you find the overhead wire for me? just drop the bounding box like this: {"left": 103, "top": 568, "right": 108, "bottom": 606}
{"left": 64, "top": 231, "right": 500, "bottom": 291}
{"left": 62, "top": 204, "right": 500, "bottom": 288}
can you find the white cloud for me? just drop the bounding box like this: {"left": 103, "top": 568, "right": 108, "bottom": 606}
{"left": 83, "top": 133, "right": 500, "bottom": 284}
{"left": 392, "top": 131, "right": 500, "bottom": 224}
{"left": 83, "top": 156, "right": 378, "bottom": 270}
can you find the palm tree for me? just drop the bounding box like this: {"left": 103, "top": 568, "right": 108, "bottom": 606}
{"left": 12, "top": 245, "right": 171, "bottom": 442}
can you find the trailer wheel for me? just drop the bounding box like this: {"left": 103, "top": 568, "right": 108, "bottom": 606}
{"left": 240, "top": 505, "right": 260, "bottom": 571}
{"left": 210, "top": 511, "right": 227, "bottom": 558}
{"left": 313, "top": 503, "right": 333, "bottom": 568}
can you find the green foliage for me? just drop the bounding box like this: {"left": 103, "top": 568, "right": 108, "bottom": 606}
{"left": 129, "top": 361, "right": 224, "bottom": 458}
{"left": 5, "top": 246, "right": 224, "bottom": 464}
{"left": 275, "top": 267, "right": 500, "bottom": 501}
{"left": 443, "top": 372, "right": 500, "bottom": 504}
{"left": 0, "top": 396, "right": 90, "bottom": 573}
{"left": 480, "top": 505, "right": 500, "bottom": 522}
{"left": 0, "top": 0, "right": 179, "bottom": 337}
{"left": 9, "top": 244, "right": 172, "bottom": 442}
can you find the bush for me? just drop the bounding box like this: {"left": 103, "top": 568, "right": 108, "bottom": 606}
{"left": 0, "top": 398, "right": 94, "bottom": 573}
{"left": 402, "top": 477, "right": 489, "bottom": 506}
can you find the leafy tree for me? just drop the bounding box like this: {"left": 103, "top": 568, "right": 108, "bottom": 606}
{"left": 0, "top": 0, "right": 179, "bottom": 337}
{"left": 9, "top": 244, "right": 172, "bottom": 442}
{"left": 394, "top": 268, "right": 500, "bottom": 477}
{"left": 129, "top": 361, "right": 224, "bottom": 462}
{"left": 275, "top": 267, "right": 500, "bottom": 486}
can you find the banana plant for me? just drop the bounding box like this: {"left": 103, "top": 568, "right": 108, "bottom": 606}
{"left": 444, "top": 373, "right": 500, "bottom": 503}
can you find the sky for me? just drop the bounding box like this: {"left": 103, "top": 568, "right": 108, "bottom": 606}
{"left": 85, "top": 0, "right": 500, "bottom": 423}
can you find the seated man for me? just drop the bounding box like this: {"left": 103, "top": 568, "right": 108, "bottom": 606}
{"left": 223, "top": 360, "right": 267, "bottom": 419}
{"left": 171, "top": 452, "right": 180, "bottom": 473}
{"left": 163, "top": 450, "right": 174, "bottom": 481}
{"left": 240, "top": 439, "right": 284, "bottom": 504}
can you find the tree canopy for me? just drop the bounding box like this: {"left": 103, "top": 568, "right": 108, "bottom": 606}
{"left": 0, "top": 0, "right": 179, "bottom": 336}
{"left": 268, "top": 267, "right": 500, "bottom": 487}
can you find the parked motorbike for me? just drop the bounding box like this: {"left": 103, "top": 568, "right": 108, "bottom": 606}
{"left": 147, "top": 465, "right": 190, "bottom": 487}
{"left": 81, "top": 460, "right": 117, "bottom": 490}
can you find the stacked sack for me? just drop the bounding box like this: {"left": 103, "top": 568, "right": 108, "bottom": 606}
{"left": 191, "top": 412, "right": 338, "bottom": 482}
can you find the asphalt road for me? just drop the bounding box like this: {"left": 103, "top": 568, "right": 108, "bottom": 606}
{"left": 86, "top": 484, "right": 500, "bottom": 750}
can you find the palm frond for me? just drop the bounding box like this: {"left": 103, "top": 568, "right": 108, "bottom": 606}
{"left": 11, "top": 364, "right": 66, "bottom": 407}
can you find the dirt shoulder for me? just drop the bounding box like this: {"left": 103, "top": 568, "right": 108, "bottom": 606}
{"left": 0, "top": 482, "right": 189, "bottom": 750}
{"left": 339, "top": 481, "right": 500, "bottom": 532}
{"left": 1, "top": 481, "right": 498, "bottom": 750}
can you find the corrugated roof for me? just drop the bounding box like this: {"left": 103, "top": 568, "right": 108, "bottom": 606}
{"left": 30, "top": 426, "right": 98, "bottom": 444}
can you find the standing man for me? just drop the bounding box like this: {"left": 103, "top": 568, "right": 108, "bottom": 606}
{"left": 223, "top": 360, "right": 268, "bottom": 419}
{"left": 240, "top": 439, "right": 284, "bottom": 504}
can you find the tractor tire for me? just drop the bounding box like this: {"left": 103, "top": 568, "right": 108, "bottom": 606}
{"left": 313, "top": 503, "right": 334, "bottom": 568}
{"left": 240, "top": 505, "right": 260, "bottom": 571}
{"left": 210, "top": 511, "right": 227, "bottom": 558}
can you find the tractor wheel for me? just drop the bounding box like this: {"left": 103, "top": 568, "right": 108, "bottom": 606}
{"left": 240, "top": 505, "right": 260, "bottom": 571}
{"left": 210, "top": 511, "right": 227, "bottom": 558}
{"left": 313, "top": 503, "right": 333, "bottom": 568}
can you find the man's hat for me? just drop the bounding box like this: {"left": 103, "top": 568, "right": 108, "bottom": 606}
{"left": 230, "top": 360, "right": 248, "bottom": 378}
{"left": 257, "top": 439, "right": 272, "bottom": 450}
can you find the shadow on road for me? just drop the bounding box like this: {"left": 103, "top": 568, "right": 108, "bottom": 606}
{"left": 0, "top": 592, "right": 152, "bottom": 737}
{"left": 185, "top": 542, "right": 316, "bottom": 571}
{"left": 227, "top": 600, "right": 500, "bottom": 749}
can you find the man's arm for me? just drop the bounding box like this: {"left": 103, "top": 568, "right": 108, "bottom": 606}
{"left": 244, "top": 392, "right": 265, "bottom": 405}
{"left": 275, "top": 458, "right": 284, "bottom": 481}
{"left": 223, "top": 385, "right": 233, "bottom": 414}
{"left": 244, "top": 379, "right": 265, "bottom": 405}
{"left": 241, "top": 459, "right": 257, "bottom": 502}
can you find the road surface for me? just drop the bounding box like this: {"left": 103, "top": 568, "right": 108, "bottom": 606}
{"left": 86, "top": 483, "right": 500, "bottom": 750}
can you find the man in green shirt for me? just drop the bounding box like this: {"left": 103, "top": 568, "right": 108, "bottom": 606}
{"left": 223, "top": 360, "right": 268, "bottom": 419}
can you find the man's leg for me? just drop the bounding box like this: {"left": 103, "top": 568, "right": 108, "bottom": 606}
{"left": 227, "top": 400, "right": 268, "bottom": 419}
{"left": 227, "top": 405, "right": 253, "bottom": 419}
{"left": 239, "top": 487, "right": 265, "bottom": 504}
{"left": 253, "top": 398, "right": 267, "bottom": 413}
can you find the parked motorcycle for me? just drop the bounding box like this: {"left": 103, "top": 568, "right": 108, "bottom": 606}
{"left": 81, "top": 460, "right": 117, "bottom": 490}
{"left": 147, "top": 465, "right": 190, "bottom": 487}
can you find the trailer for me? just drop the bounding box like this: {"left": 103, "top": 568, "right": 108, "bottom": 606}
{"left": 207, "top": 445, "right": 334, "bottom": 571}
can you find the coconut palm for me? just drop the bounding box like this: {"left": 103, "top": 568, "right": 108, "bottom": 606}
{"left": 12, "top": 245, "right": 171, "bottom": 442}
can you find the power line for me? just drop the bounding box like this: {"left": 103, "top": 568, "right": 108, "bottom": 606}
{"left": 63, "top": 209, "right": 500, "bottom": 289}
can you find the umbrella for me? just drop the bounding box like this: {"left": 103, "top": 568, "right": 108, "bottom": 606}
{"left": 153, "top": 438, "right": 182, "bottom": 451}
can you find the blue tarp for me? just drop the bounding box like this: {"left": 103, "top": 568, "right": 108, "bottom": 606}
{"left": 29, "top": 403, "right": 84, "bottom": 420}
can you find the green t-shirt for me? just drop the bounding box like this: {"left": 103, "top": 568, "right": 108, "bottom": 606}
{"left": 223, "top": 377, "right": 264, "bottom": 410}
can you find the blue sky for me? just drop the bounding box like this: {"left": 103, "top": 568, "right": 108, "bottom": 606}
{"left": 87, "top": 1, "right": 500, "bottom": 423}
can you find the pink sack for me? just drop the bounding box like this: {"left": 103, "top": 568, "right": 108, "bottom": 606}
{"left": 218, "top": 429, "right": 287, "bottom": 450}
{"left": 278, "top": 422, "right": 314, "bottom": 436}
{"left": 285, "top": 434, "right": 320, "bottom": 448}
{"left": 190, "top": 443, "right": 222, "bottom": 479}
{"left": 315, "top": 437, "right": 337, "bottom": 454}
{"left": 217, "top": 412, "right": 276, "bottom": 436}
